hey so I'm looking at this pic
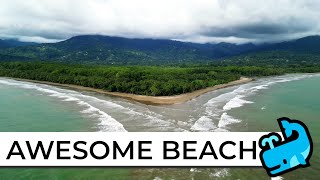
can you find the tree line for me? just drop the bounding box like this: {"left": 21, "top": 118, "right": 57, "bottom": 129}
{"left": 0, "top": 62, "right": 319, "bottom": 96}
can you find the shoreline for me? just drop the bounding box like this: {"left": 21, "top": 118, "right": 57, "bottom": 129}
{"left": 12, "top": 77, "right": 253, "bottom": 105}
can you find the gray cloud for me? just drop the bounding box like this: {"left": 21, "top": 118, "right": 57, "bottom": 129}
{"left": 0, "top": 0, "right": 320, "bottom": 44}
{"left": 200, "top": 22, "right": 313, "bottom": 40}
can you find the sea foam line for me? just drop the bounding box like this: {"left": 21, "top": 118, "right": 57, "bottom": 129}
{"left": 191, "top": 116, "right": 216, "bottom": 131}
{"left": 77, "top": 93, "right": 179, "bottom": 130}
{"left": 217, "top": 112, "right": 241, "bottom": 130}
{"left": 0, "top": 78, "right": 180, "bottom": 132}
{"left": 0, "top": 79, "right": 127, "bottom": 132}
{"left": 201, "top": 74, "right": 315, "bottom": 132}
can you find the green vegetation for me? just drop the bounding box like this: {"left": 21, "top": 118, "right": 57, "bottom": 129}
{"left": 219, "top": 51, "right": 320, "bottom": 66}
{"left": 0, "top": 35, "right": 257, "bottom": 65}
{"left": 1, "top": 36, "right": 320, "bottom": 96}
{"left": 1, "top": 35, "right": 320, "bottom": 66}
{"left": 0, "top": 62, "right": 292, "bottom": 96}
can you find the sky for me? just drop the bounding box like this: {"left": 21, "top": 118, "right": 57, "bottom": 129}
{"left": 0, "top": 0, "right": 320, "bottom": 44}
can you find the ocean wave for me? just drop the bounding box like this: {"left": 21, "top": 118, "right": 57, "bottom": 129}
{"left": 271, "top": 176, "right": 284, "bottom": 180}
{"left": 190, "top": 168, "right": 202, "bottom": 173}
{"left": 202, "top": 74, "right": 316, "bottom": 132}
{"left": 223, "top": 95, "right": 253, "bottom": 111}
{"left": 209, "top": 168, "right": 229, "bottom": 178}
{"left": 77, "top": 93, "right": 177, "bottom": 129}
{"left": 0, "top": 79, "right": 127, "bottom": 132}
{"left": 80, "top": 103, "right": 126, "bottom": 132}
{"left": 191, "top": 116, "right": 216, "bottom": 131}
{"left": 1, "top": 74, "right": 316, "bottom": 133}
{"left": 205, "top": 86, "right": 243, "bottom": 107}
{"left": 206, "top": 74, "right": 314, "bottom": 109}
{"left": 0, "top": 78, "right": 181, "bottom": 132}
{"left": 77, "top": 94, "right": 126, "bottom": 109}
{"left": 217, "top": 113, "right": 241, "bottom": 130}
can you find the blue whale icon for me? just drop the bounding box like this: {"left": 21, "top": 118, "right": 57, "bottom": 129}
{"left": 259, "top": 117, "right": 313, "bottom": 177}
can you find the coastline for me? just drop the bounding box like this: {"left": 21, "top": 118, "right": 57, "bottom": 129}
{"left": 12, "top": 77, "right": 253, "bottom": 105}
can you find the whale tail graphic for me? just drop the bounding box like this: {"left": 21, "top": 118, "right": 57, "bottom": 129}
{"left": 280, "top": 120, "right": 293, "bottom": 137}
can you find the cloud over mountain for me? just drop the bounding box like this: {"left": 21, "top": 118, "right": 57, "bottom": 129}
{"left": 0, "top": 0, "right": 319, "bottom": 43}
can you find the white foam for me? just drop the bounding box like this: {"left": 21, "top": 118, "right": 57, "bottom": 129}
{"left": 0, "top": 74, "right": 317, "bottom": 133}
{"left": 76, "top": 94, "right": 173, "bottom": 130}
{"left": 271, "top": 176, "right": 284, "bottom": 180}
{"left": 190, "top": 168, "right": 201, "bottom": 172}
{"left": 191, "top": 116, "right": 216, "bottom": 131}
{"left": 80, "top": 103, "right": 126, "bottom": 132}
{"left": 217, "top": 113, "right": 241, "bottom": 129}
{"left": 250, "top": 84, "right": 269, "bottom": 91}
{"left": 81, "top": 105, "right": 98, "bottom": 114}
{"left": 78, "top": 94, "right": 126, "bottom": 109}
{"left": 79, "top": 92, "right": 178, "bottom": 130}
{"left": 209, "top": 169, "right": 229, "bottom": 178}
{"left": 62, "top": 97, "right": 79, "bottom": 102}
{"left": 205, "top": 86, "right": 243, "bottom": 107}
{"left": 223, "top": 95, "right": 253, "bottom": 111}
{"left": 204, "top": 87, "right": 244, "bottom": 118}
{"left": 0, "top": 78, "right": 127, "bottom": 132}
{"left": 203, "top": 74, "right": 317, "bottom": 132}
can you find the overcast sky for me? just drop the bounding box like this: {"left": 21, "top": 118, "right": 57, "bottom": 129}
{"left": 0, "top": 0, "right": 320, "bottom": 44}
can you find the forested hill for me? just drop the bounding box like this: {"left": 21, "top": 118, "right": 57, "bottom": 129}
{"left": 1, "top": 35, "right": 320, "bottom": 65}
{"left": 0, "top": 35, "right": 257, "bottom": 64}
{"left": 0, "top": 39, "right": 36, "bottom": 49}
{"left": 220, "top": 36, "right": 320, "bottom": 66}
{"left": 0, "top": 40, "right": 37, "bottom": 61}
{"left": 261, "top": 35, "right": 320, "bottom": 54}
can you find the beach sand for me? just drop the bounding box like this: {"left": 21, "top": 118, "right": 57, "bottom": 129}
{"left": 13, "top": 77, "right": 253, "bottom": 105}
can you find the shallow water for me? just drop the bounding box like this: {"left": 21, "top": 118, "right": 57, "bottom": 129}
{"left": 0, "top": 74, "right": 319, "bottom": 179}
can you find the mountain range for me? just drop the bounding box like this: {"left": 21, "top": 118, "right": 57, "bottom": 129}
{"left": 0, "top": 35, "right": 320, "bottom": 65}
{"left": 0, "top": 39, "right": 37, "bottom": 49}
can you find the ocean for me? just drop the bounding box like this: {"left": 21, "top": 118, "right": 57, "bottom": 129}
{"left": 0, "top": 74, "right": 319, "bottom": 179}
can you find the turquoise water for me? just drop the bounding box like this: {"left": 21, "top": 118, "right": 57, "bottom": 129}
{"left": 0, "top": 74, "right": 319, "bottom": 179}
{"left": 0, "top": 85, "right": 90, "bottom": 132}
{"left": 228, "top": 74, "right": 320, "bottom": 179}
{"left": 0, "top": 79, "right": 130, "bottom": 179}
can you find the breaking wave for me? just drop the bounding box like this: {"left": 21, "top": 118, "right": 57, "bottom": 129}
{"left": 217, "top": 113, "right": 241, "bottom": 129}
{"left": 0, "top": 78, "right": 186, "bottom": 132}
{"left": 223, "top": 95, "right": 253, "bottom": 111}
{"left": 191, "top": 116, "right": 216, "bottom": 131}
{"left": 0, "top": 79, "right": 127, "bottom": 132}
{"left": 198, "top": 74, "right": 316, "bottom": 132}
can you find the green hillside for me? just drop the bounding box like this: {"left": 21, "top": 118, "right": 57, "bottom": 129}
{"left": 0, "top": 35, "right": 257, "bottom": 64}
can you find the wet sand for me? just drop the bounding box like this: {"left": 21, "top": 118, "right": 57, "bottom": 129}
{"left": 13, "top": 77, "right": 253, "bottom": 105}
